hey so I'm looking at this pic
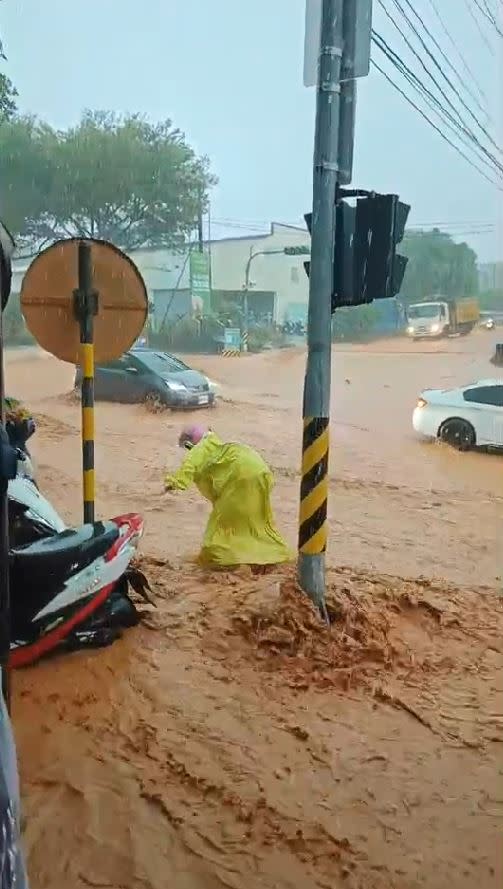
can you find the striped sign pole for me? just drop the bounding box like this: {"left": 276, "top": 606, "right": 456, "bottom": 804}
{"left": 74, "top": 242, "right": 98, "bottom": 524}
{"left": 299, "top": 417, "right": 329, "bottom": 554}
{"left": 298, "top": 0, "right": 343, "bottom": 618}
{"left": 298, "top": 416, "right": 329, "bottom": 620}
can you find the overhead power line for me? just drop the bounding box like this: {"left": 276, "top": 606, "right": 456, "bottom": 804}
{"left": 398, "top": 0, "right": 490, "bottom": 121}
{"left": 380, "top": 0, "right": 502, "bottom": 157}
{"left": 423, "top": 0, "right": 488, "bottom": 107}
{"left": 210, "top": 217, "right": 498, "bottom": 235}
{"left": 371, "top": 58, "right": 503, "bottom": 191}
{"left": 411, "top": 219, "right": 496, "bottom": 227}
{"left": 472, "top": 0, "right": 503, "bottom": 38}
{"left": 463, "top": 0, "right": 496, "bottom": 53}
{"left": 407, "top": 231, "right": 496, "bottom": 238}
{"left": 372, "top": 32, "right": 503, "bottom": 178}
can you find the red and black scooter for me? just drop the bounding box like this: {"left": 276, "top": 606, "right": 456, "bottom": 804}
{"left": 8, "top": 468, "right": 152, "bottom": 667}
{"left": 2, "top": 400, "right": 152, "bottom": 667}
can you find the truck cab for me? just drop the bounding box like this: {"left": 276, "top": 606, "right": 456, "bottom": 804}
{"left": 406, "top": 301, "right": 449, "bottom": 339}
{"left": 406, "top": 297, "right": 479, "bottom": 340}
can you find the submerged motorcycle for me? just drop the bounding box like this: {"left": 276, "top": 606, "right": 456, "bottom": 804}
{"left": 8, "top": 463, "right": 152, "bottom": 668}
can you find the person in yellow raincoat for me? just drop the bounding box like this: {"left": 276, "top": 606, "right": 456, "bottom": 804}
{"left": 164, "top": 425, "right": 293, "bottom": 567}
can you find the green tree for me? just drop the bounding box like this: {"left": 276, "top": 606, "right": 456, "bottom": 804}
{"left": 0, "top": 72, "right": 17, "bottom": 122}
{"left": 401, "top": 229, "right": 479, "bottom": 302}
{"left": 0, "top": 116, "right": 56, "bottom": 239}
{"left": 478, "top": 289, "right": 503, "bottom": 311}
{"left": 0, "top": 111, "right": 215, "bottom": 250}
{"left": 332, "top": 303, "right": 391, "bottom": 342}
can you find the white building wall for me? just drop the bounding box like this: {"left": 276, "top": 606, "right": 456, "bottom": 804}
{"left": 9, "top": 222, "right": 311, "bottom": 325}
{"left": 209, "top": 223, "right": 310, "bottom": 323}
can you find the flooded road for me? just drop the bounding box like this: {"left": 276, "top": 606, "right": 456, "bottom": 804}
{"left": 5, "top": 332, "right": 503, "bottom": 889}
{"left": 8, "top": 331, "right": 502, "bottom": 586}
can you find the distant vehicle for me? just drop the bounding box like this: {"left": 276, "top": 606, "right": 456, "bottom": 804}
{"left": 413, "top": 378, "right": 503, "bottom": 450}
{"left": 481, "top": 317, "right": 495, "bottom": 330}
{"left": 406, "top": 297, "right": 479, "bottom": 340}
{"left": 75, "top": 348, "right": 216, "bottom": 409}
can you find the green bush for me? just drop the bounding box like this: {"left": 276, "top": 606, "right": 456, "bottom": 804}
{"left": 150, "top": 315, "right": 220, "bottom": 353}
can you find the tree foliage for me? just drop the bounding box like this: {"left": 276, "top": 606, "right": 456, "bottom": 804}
{"left": 0, "top": 73, "right": 17, "bottom": 122}
{"left": 0, "top": 111, "right": 215, "bottom": 251}
{"left": 0, "top": 116, "right": 56, "bottom": 238}
{"left": 401, "top": 229, "right": 479, "bottom": 302}
{"left": 478, "top": 289, "right": 503, "bottom": 311}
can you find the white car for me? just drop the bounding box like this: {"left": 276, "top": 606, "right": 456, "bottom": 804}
{"left": 413, "top": 378, "right": 503, "bottom": 450}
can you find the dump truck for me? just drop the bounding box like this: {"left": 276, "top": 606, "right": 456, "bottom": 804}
{"left": 405, "top": 297, "right": 479, "bottom": 340}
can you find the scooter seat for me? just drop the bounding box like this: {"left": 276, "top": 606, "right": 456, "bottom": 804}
{"left": 10, "top": 520, "right": 120, "bottom": 573}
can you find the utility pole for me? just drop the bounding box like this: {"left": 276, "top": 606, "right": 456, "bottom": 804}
{"left": 0, "top": 222, "right": 16, "bottom": 712}
{"left": 298, "top": 0, "right": 344, "bottom": 615}
{"left": 197, "top": 207, "right": 204, "bottom": 254}
{"left": 197, "top": 186, "right": 204, "bottom": 254}
{"left": 242, "top": 246, "right": 254, "bottom": 352}
{"left": 0, "top": 262, "right": 9, "bottom": 709}
{"left": 300, "top": 0, "right": 410, "bottom": 615}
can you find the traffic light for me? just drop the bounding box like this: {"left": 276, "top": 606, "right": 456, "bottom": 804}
{"left": 333, "top": 201, "right": 356, "bottom": 309}
{"left": 353, "top": 193, "right": 410, "bottom": 304}
{"left": 303, "top": 193, "right": 410, "bottom": 310}
{"left": 304, "top": 201, "right": 360, "bottom": 314}
{"left": 283, "top": 245, "right": 310, "bottom": 256}
{"left": 305, "top": 203, "right": 358, "bottom": 310}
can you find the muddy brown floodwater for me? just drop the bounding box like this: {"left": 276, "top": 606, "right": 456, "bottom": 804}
{"left": 5, "top": 333, "right": 503, "bottom": 888}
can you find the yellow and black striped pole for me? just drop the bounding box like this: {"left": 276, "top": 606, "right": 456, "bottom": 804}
{"left": 299, "top": 416, "right": 329, "bottom": 554}
{"left": 298, "top": 416, "right": 329, "bottom": 618}
{"left": 74, "top": 241, "right": 98, "bottom": 524}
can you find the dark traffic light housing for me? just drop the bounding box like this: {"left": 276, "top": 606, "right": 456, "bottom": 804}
{"left": 353, "top": 193, "right": 409, "bottom": 304}
{"left": 304, "top": 191, "right": 410, "bottom": 311}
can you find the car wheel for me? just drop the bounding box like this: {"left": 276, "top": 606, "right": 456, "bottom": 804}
{"left": 438, "top": 418, "right": 476, "bottom": 451}
{"left": 144, "top": 390, "right": 166, "bottom": 412}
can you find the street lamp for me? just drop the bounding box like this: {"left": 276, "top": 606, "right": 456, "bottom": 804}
{"left": 242, "top": 245, "right": 310, "bottom": 351}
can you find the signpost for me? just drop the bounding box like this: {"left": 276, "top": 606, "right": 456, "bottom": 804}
{"left": 21, "top": 238, "right": 148, "bottom": 523}
{"left": 300, "top": 0, "right": 410, "bottom": 616}
{"left": 189, "top": 251, "right": 211, "bottom": 314}
{"left": 73, "top": 243, "right": 98, "bottom": 523}
{"left": 222, "top": 327, "right": 241, "bottom": 356}
{"left": 304, "top": 0, "right": 372, "bottom": 88}
{"left": 298, "top": 0, "right": 373, "bottom": 616}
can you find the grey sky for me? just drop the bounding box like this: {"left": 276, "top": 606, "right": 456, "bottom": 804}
{"left": 2, "top": 0, "right": 501, "bottom": 261}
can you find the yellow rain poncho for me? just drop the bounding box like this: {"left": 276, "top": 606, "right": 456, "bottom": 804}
{"left": 164, "top": 433, "right": 293, "bottom": 567}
